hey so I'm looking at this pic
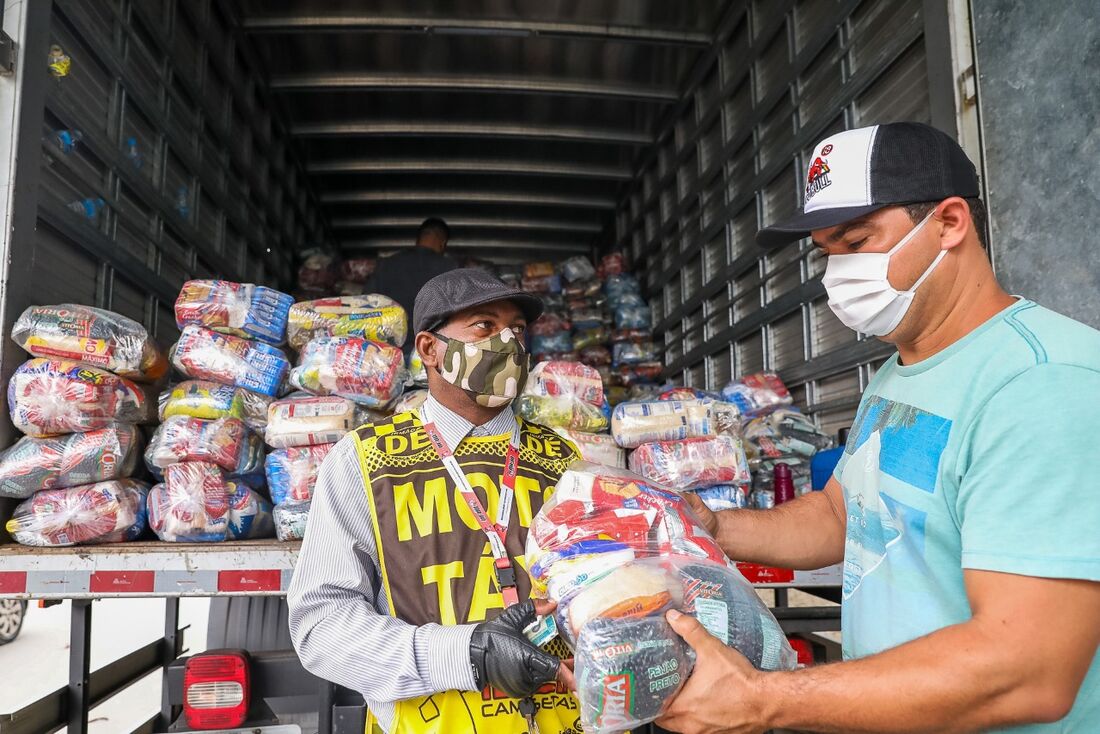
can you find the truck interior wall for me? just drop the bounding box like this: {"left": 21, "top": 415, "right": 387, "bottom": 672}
{"left": 971, "top": 0, "right": 1100, "bottom": 330}
{"left": 615, "top": 0, "right": 959, "bottom": 434}
{"left": 0, "top": 0, "right": 327, "bottom": 448}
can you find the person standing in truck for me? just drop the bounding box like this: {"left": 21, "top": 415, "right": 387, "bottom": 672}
{"left": 365, "top": 218, "right": 459, "bottom": 341}
{"left": 658, "top": 122, "right": 1100, "bottom": 734}
{"left": 289, "top": 268, "right": 583, "bottom": 734}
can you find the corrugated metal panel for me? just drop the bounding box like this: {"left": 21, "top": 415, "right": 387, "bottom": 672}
{"left": 850, "top": 0, "right": 922, "bottom": 74}
{"left": 610, "top": 0, "right": 949, "bottom": 435}
{"left": 736, "top": 332, "right": 764, "bottom": 375}
{"left": 809, "top": 297, "right": 856, "bottom": 357}
{"left": 156, "top": 303, "right": 180, "bottom": 345}
{"left": 794, "top": 0, "right": 843, "bottom": 53}
{"left": 769, "top": 310, "right": 806, "bottom": 371}
{"left": 31, "top": 227, "right": 101, "bottom": 307}
{"left": 708, "top": 347, "right": 733, "bottom": 389}
{"left": 111, "top": 274, "right": 148, "bottom": 326}
{"left": 857, "top": 42, "right": 931, "bottom": 125}
{"left": 755, "top": 27, "right": 791, "bottom": 104}
{"left": 706, "top": 288, "right": 732, "bottom": 337}
{"left": 729, "top": 201, "right": 757, "bottom": 261}
{"left": 703, "top": 230, "right": 728, "bottom": 281}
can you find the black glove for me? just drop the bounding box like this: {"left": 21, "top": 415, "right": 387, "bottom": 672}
{"left": 469, "top": 600, "right": 559, "bottom": 698}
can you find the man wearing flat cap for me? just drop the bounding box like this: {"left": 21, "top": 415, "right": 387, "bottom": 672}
{"left": 289, "top": 268, "right": 583, "bottom": 734}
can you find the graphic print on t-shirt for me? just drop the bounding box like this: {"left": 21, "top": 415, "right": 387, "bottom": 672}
{"left": 842, "top": 396, "right": 952, "bottom": 599}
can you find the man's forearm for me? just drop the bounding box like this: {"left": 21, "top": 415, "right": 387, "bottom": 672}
{"left": 714, "top": 486, "right": 845, "bottom": 570}
{"left": 760, "top": 621, "right": 1064, "bottom": 733}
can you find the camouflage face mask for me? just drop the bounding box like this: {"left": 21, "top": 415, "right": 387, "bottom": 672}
{"left": 432, "top": 327, "right": 529, "bottom": 408}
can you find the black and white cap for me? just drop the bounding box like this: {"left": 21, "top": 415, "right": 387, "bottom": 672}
{"left": 756, "top": 122, "right": 980, "bottom": 248}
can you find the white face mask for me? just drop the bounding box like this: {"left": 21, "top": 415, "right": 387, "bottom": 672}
{"left": 821, "top": 209, "right": 943, "bottom": 336}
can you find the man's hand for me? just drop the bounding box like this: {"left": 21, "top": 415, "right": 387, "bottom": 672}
{"left": 470, "top": 599, "right": 570, "bottom": 698}
{"left": 657, "top": 610, "right": 770, "bottom": 734}
{"left": 683, "top": 492, "right": 719, "bottom": 537}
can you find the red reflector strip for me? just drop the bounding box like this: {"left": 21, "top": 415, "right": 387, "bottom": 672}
{"left": 0, "top": 571, "right": 27, "bottom": 594}
{"left": 736, "top": 563, "right": 795, "bottom": 584}
{"left": 217, "top": 570, "right": 282, "bottom": 592}
{"left": 90, "top": 571, "right": 155, "bottom": 594}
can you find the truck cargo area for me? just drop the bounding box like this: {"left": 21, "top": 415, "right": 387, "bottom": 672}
{"left": 2, "top": 0, "right": 1091, "bottom": 732}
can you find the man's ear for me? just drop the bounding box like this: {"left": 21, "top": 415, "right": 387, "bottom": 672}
{"left": 937, "top": 197, "right": 971, "bottom": 251}
{"left": 416, "top": 331, "right": 440, "bottom": 369}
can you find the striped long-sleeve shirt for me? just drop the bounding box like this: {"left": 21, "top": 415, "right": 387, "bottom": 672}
{"left": 286, "top": 395, "right": 519, "bottom": 732}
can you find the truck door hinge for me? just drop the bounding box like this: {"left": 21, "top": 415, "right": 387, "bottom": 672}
{"left": 0, "top": 30, "right": 14, "bottom": 75}
{"left": 958, "top": 64, "right": 977, "bottom": 108}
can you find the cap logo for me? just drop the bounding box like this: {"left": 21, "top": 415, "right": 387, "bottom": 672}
{"left": 804, "top": 152, "right": 832, "bottom": 203}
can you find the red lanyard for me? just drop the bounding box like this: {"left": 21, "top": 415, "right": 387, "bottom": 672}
{"left": 420, "top": 407, "right": 522, "bottom": 608}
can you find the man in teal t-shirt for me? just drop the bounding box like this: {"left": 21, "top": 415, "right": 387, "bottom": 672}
{"left": 657, "top": 123, "right": 1100, "bottom": 734}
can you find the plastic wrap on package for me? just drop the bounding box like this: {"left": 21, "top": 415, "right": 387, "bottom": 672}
{"left": 336, "top": 282, "right": 365, "bottom": 297}
{"left": 603, "top": 273, "right": 640, "bottom": 299}
{"left": 530, "top": 332, "right": 572, "bottom": 356}
{"left": 13, "top": 304, "right": 168, "bottom": 382}
{"left": 288, "top": 336, "right": 405, "bottom": 407}
{"left": 160, "top": 380, "right": 272, "bottom": 431}
{"left": 523, "top": 361, "right": 605, "bottom": 405}
{"left": 551, "top": 428, "right": 625, "bottom": 468}
{"left": 228, "top": 482, "right": 274, "bottom": 540}
{"left": 287, "top": 295, "right": 407, "bottom": 350}
{"left": 5, "top": 479, "right": 149, "bottom": 546}
{"left": 392, "top": 389, "right": 429, "bottom": 415}
{"left": 560, "top": 256, "right": 597, "bottom": 283}
{"left": 658, "top": 387, "right": 722, "bottom": 402}
{"left": 8, "top": 358, "right": 152, "bottom": 438}
{"left": 175, "top": 280, "right": 293, "bottom": 345}
{"left": 406, "top": 351, "right": 427, "bottom": 386}
{"left": 515, "top": 396, "right": 608, "bottom": 433}
{"left": 147, "top": 462, "right": 231, "bottom": 542}
{"left": 597, "top": 253, "right": 626, "bottom": 277}
{"left": 145, "top": 416, "right": 259, "bottom": 474}
{"left": 693, "top": 484, "right": 749, "bottom": 511}
{"left": 530, "top": 312, "right": 571, "bottom": 336}
{"left": 743, "top": 408, "right": 834, "bottom": 461}
{"left": 298, "top": 252, "right": 339, "bottom": 291}
{"left": 265, "top": 444, "right": 333, "bottom": 505}
{"left": 611, "top": 328, "right": 651, "bottom": 343}
{"left": 567, "top": 292, "right": 607, "bottom": 311}
{"left": 563, "top": 279, "right": 602, "bottom": 299}
{"left": 525, "top": 462, "right": 727, "bottom": 603}
{"left": 340, "top": 257, "right": 376, "bottom": 284}
{"left": 720, "top": 371, "right": 793, "bottom": 417}
{"left": 616, "top": 363, "right": 664, "bottom": 387}
{"left": 521, "top": 274, "right": 561, "bottom": 294}
{"left": 673, "top": 559, "right": 797, "bottom": 670}
{"left": 0, "top": 425, "right": 141, "bottom": 499}
{"left": 611, "top": 399, "right": 740, "bottom": 448}
{"left": 534, "top": 351, "right": 578, "bottom": 365}
{"left": 171, "top": 325, "right": 290, "bottom": 397}
{"left": 609, "top": 291, "right": 646, "bottom": 309}
{"left": 265, "top": 394, "right": 366, "bottom": 448}
{"left": 606, "top": 385, "right": 630, "bottom": 406}
{"left": 612, "top": 338, "right": 656, "bottom": 366}
{"left": 579, "top": 346, "right": 612, "bottom": 367}
{"left": 523, "top": 262, "right": 555, "bottom": 279}
{"left": 569, "top": 307, "right": 605, "bottom": 331}
{"left": 629, "top": 435, "right": 751, "bottom": 491}
{"left": 275, "top": 500, "right": 310, "bottom": 541}
{"left": 572, "top": 328, "right": 609, "bottom": 351}
{"left": 751, "top": 458, "right": 812, "bottom": 497}
{"left": 575, "top": 598, "right": 692, "bottom": 734}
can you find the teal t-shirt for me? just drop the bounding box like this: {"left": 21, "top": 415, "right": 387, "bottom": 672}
{"left": 834, "top": 299, "right": 1100, "bottom": 732}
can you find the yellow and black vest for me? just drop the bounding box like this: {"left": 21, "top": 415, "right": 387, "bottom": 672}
{"left": 353, "top": 411, "right": 583, "bottom": 734}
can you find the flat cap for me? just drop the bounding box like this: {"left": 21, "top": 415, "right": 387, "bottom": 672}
{"left": 412, "top": 267, "right": 545, "bottom": 335}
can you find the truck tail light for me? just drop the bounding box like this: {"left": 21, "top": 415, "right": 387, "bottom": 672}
{"left": 183, "top": 650, "right": 250, "bottom": 730}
